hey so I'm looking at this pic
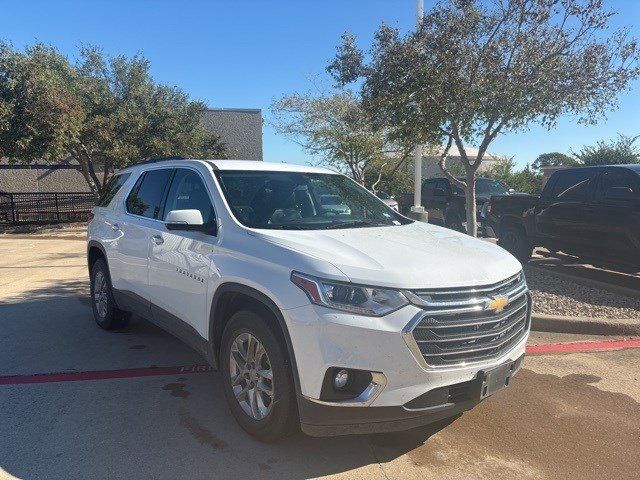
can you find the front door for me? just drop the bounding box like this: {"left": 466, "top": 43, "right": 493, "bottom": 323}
{"left": 147, "top": 168, "right": 217, "bottom": 338}
{"left": 535, "top": 168, "right": 597, "bottom": 254}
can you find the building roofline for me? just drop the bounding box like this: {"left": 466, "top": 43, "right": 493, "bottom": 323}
{"left": 203, "top": 107, "right": 261, "bottom": 114}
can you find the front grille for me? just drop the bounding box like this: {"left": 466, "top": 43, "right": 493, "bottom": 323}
{"left": 403, "top": 272, "right": 531, "bottom": 368}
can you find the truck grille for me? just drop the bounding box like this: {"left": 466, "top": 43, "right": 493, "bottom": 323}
{"left": 403, "top": 272, "right": 531, "bottom": 368}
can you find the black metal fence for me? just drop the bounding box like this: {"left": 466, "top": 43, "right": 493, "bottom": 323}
{"left": 0, "top": 192, "right": 97, "bottom": 224}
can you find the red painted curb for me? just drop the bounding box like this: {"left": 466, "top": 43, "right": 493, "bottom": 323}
{"left": 1, "top": 339, "right": 639, "bottom": 386}
{"left": 0, "top": 364, "right": 214, "bottom": 386}
{"left": 526, "top": 338, "right": 640, "bottom": 355}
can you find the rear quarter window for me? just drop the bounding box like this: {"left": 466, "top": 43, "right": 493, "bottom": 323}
{"left": 97, "top": 173, "right": 131, "bottom": 207}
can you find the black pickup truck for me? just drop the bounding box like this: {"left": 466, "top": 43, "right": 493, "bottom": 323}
{"left": 485, "top": 165, "right": 640, "bottom": 269}
{"left": 398, "top": 177, "right": 512, "bottom": 231}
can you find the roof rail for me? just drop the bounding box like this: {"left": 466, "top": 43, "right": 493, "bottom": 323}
{"left": 136, "top": 156, "right": 188, "bottom": 166}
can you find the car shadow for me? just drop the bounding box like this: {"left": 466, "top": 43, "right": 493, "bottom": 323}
{"left": 0, "top": 281, "right": 454, "bottom": 480}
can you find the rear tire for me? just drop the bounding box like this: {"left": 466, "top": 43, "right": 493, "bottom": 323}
{"left": 220, "top": 310, "right": 298, "bottom": 442}
{"left": 498, "top": 225, "right": 532, "bottom": 263}
{"left": 90, "top": 258, "right": 131, "bottom": 330}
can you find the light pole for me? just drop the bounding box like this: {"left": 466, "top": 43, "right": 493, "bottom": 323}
{"left": 410, "top": 0, "right": 427, "bottom": 220}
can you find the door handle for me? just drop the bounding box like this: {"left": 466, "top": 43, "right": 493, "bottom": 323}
{"left": 110, "top": 222, "right": 120, "bottom": 231}
{"left": 151, "top": 235, "right": 164, "bottom": 245}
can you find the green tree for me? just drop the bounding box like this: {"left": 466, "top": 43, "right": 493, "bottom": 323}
{"left": 270, "top": 90, "right": 414, "bottom": 187}
{"left": 0, "top": 43, "right": 225, "bottom": 195}
{"left": 328, "top": 0, "right": 639, "bottom": 236}
{"left": 363, "top": 158, "right": 413, "bottom": 196}
{"left": 573, "top": 134, "right": 640, "bottom": 166}
{"left": 485, "top": 160, "right": 542, "bottom": 194}
{"left": 532, "top": 152, "right": 578, "bottom": 171}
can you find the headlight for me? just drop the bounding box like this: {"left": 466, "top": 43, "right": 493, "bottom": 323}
{"left": 291, "top": 272, "right": 409, "bottom": 316}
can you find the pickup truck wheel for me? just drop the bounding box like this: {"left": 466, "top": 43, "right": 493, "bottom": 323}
{"left": 90, "top": 258, "right": 131, "bottom": 330}
{"left": 499, "top": 225, "right": 532, "bottom": 263}
{"left": 221, "top": 310, "right": 297, "bottom": 442}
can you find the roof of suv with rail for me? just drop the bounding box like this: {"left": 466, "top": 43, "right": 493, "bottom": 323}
{"left": 118, "top": 159, "right": 334, "bottom": 175}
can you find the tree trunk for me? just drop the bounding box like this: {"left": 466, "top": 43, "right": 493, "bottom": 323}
{"left": 465, "top": 168, "right": 478, "bottom": 237}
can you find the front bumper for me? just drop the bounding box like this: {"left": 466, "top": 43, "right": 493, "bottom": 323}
{"left": 299, "top": 353, "right": 525, "bottom": 436}
{"left": 284, "top": 301, "right": 529, "bottom": 435}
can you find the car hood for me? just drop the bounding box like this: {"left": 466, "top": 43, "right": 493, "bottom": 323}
{"left": 250, "top": 222, "right": 521, "bottom": 289}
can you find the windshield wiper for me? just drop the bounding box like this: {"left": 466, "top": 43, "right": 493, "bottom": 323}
{"left": 324, "top": 220, "right": 387, "bottom": 230}
{"left": 263, "top": 224, "right": 313, "bottom": 230}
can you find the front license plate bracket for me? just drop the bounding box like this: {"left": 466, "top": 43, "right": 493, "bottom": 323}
{"left": 478, "top": 361, "right": 516, "bottom": 400}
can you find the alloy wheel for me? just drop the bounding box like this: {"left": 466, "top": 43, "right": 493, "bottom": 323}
{"left": 229, "top": 332, "right": 274, "bottom": 420}
{"left": 93, "top": 271, "right": 109, "bottom": 319}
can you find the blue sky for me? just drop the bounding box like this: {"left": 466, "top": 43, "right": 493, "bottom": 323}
{"left": 2, "top": 0, "right": 639, "bottom": 168}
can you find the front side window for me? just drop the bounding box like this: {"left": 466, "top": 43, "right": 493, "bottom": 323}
{"left": 215, "top": 171, "right": 412, "bottom": 230}
{"left": 550, "top": 170, "right": 595, "bottom": 202}
{"left": 126, "top": 169, "right": 173, "bottom": 219}
{"left": 163, "top": 169, "right": 215, "bottom": 224}
{"left": 98, "top": 173, "right": 131, "bottom": 207}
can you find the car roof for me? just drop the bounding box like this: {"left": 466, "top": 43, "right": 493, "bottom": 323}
{"left": 207, "top": 160, "right": 335, "bottom": 174}
{"left": 118, "top": 159, "right": 336, "bottom": 175}
{"left": 622, "top": 164, "right": 640, "bottom": 173}
{"left": 554, "top": 164, "right": 640, "bottom": 173}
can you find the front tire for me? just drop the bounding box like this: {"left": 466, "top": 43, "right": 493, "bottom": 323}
{"left": 90, "top": 258, "right": 131, "bottom": 330}
{"left": 220, "top": 310, "right": 297, "bottom": 442}
{"left": 498, "top": 225, "right": 532, "bottom": 263}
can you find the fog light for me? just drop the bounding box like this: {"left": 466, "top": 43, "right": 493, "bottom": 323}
{"left": 333, "top": 369, "right": 349, "bottom": 390}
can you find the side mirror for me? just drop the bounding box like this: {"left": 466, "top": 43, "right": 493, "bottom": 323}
{"left": 605, "top": 186, "right": 634, "bottom": 200}
{"left": 508, "top": 188, "right": 515, "bottom": 194}
{"left": 165, "top": 209, "right": 214, "bottom": 234}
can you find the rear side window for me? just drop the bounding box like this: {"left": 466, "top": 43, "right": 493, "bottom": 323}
{"left": 549, "top": 170, "right": 595, "bottom": 202}
{"left": 97, "top": 173, "right": 131, "bottom": 207}
{"left": 162, "top": 169, "right": 215, "bottom": 224}
{"left": 597, "top": 168, "right": 639, "bottom": 199}
{"left": 126, "top": 169, "right": 173, "bottom": 219}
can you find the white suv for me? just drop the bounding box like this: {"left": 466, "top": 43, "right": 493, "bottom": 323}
{"left": 87, "top": 158, "right": 530, "bottom": 441}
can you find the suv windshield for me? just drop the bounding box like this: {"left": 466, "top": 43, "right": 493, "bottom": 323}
{"left": 215, "top": 171, "right": 411, "bottom": 230}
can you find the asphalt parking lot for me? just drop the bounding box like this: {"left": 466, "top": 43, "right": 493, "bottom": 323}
{"left": 1, "top": 234, "right": 639, "bottom": 480}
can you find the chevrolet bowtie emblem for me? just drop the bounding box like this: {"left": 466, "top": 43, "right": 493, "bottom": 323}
{"left": 486, "top": 295, "right": 509, "bottom": 313}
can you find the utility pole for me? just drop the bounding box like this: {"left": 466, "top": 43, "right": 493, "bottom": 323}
{"left": 410, "top": 0, "right": 427, "bottom": 220}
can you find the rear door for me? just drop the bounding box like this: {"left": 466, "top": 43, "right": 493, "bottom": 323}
{"left": 110, "top": 168, "right": 174, "bottom": 308}
{"left": 147, "top": 167, "right": 217, "bottom": 338}
{"left": 591, "top": 167, "right": 640, "bottom": 264}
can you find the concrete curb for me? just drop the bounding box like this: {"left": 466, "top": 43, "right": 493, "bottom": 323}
{"left": 531, "top": 313, "right": 640, "bottom": 336}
